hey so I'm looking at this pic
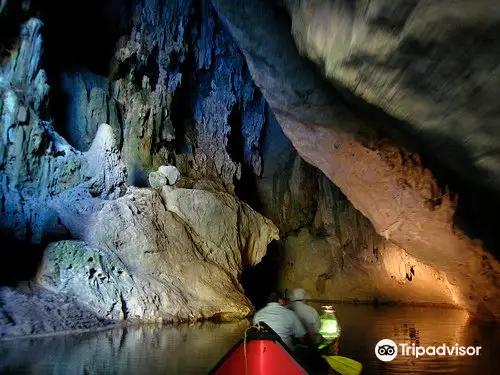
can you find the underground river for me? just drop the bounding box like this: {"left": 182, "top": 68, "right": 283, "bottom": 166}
{"left": 1, "top": 304, "right": 498, "bottom": 375}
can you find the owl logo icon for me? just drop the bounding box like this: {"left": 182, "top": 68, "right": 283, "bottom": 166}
{"left": 375, "top": 339, "right": 398, "bottom": 361}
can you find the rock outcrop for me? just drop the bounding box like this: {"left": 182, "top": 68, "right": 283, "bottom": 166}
{"left": 255, "top": 109, "right": 318, "bottom": 235}
{"left": 149, "top": 165, "right": 180, "bottom": 188}
{"left": 0, "top": 285, "right": 112, "bottom": 338}
{"left": 212, "top": 0, "right": 500, "bottom": 320}
{"left": 0, "top": 18, "right": 126, "bottom": 253}
{"left": 38, "top": 187, "right": 278, "bottom": 323}
{"left": 59, "top": 70, "right": 122, "bottom": 151}
{"left": 256, "top": 120, "right": 458, "bottom": 306}
{"left": 244, "top": 99, "right": 457, "bottom": 309}
{"left": 0, "top": 5, "right": 279, "bottom": 336}
{"left": 282, "top": 0, "right": 500, "bottom": 194}
{"left": 45, "top": 0, "right": 267, "bottom": 190}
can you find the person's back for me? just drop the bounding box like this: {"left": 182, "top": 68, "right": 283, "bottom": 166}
{"left": 252, "top": 291, "right": 306, "bottom": 349}
{"left": 288, "top": 288, "right": 321, "bottom": 345}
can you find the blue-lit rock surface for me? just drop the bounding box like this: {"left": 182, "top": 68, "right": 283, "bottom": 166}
{"left": 51, "top": 0, "right": 267, "bottom": 190}
{"left": 0, "top": 18, "right": 127, "bottom": 247}
{"left": 0, "top": 3, "right": 278, "bottom": 336}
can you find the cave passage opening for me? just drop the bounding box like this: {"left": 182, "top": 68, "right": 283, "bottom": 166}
{"left": 240, "top": 240, "right": 284, "bottom": 310}
{"left": 0, "top": 235, "right": 61, "bottom": 287}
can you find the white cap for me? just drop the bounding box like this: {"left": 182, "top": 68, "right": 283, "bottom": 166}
{"left": 289, "top": 288, "right": 309, "bottom": 302}
{"left": 321, "top": 305, "right": 335, "bottom": 313}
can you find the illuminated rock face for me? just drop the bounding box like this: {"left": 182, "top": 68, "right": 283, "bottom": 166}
{"left": 38, "top": 187, "right": 278, "bottom": 323}
{"left": 283, "top": 0, "right": 500, "bottom": 194}
{"left": 280, "top": 228, "right": 458, "bottom": 307}
{"left": 212, "top": 0, "right": 500, "bottom": 320}
{"left": 0, "top": 18, "right": 127, "bottom": 249}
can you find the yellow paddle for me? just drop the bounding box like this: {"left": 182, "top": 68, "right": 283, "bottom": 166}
{"left": 322, "top": 355, "right": 363, "bottom": 375}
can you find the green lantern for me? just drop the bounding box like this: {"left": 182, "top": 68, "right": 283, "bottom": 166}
{"left": 318, "top": 305, "right": 340, "bottom": 350}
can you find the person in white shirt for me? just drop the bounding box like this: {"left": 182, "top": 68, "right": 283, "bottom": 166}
{"left": 287, "top": 288, "right": 322, "bottom": 345}
{"left": 252, "top": 291, "right": 306, "bottom": 350}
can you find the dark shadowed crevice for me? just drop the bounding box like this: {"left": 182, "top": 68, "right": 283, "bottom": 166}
{"left": 36, "top": 0, "right": 132, "bottom": 77}
{"left": 234, "top": 165, "right": 263, "bottom": 214}
{"left": 240, "top": 240, "right": 283, "bottom": 310}
{"left": 169, "top": 58, "right": 197, "bottom": 156}
{"left": 226, "top": 105, "right": 244, "bottom": 164}
{"left": 43, "top": 77, "right": 69, "bottom": 138}
{"left": 0, "top": 237, "right": 49, "bottom": 286}
{"left": 230, "top": 104, "right": 268, "bottom": 219}
{"left": 167, "top": 1, "right": 214, "bottom": 158}
{"left": 132, "top": 45, "right": 160, "bottom": 89}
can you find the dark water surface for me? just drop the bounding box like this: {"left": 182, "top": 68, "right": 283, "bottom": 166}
{"left": 328, "top": 304, "right": 500, "bottom": 375}
{"left": 0, "top": 305, "right": 498, "bottom": 374}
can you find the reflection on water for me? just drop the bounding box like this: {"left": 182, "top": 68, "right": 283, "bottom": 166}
{"left": 0, "top": 305, "right": 498, "bottom": 375}
{"left": 0, "top": 320, "right": 249, "bottom": 375}
{"left": 326, "top": 304, "right": 500, "bottom": 375}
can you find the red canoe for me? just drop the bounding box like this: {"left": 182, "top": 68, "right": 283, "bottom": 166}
{"left": 209, "top": 322, "right": 309, "bottom": 375}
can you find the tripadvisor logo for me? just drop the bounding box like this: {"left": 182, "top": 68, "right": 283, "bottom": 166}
{"left": 375, "top": 339, "right": 482, "bottom": 361}
{"left": 375, "top": 339, "right": 398, "bottom": 362}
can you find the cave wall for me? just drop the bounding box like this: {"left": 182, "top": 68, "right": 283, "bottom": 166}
{"left": 281, "top": 0, "right": 500, "bottom": 262}
{"left": 212, "top": 0, "right": 500, "bottom": 320}
{"left": 252, "top": 102, "right": 457, "bottom": 308}
{"left": 2, "top": 0, "right": 500, "bottom": 334}
{"left": 0, "top": 0, "right": 269, "bottom": 275}
{"left": 0, "top": 0, "right": 281, "bottom": 336}
{"left": 282, "top": 0, "right": 500, "bottom": 195}
{"left": 40, "top": 0, "right": 266, "bottom": 191}
{"left": 0, "top": 17, "right": 128, "bottom": 283}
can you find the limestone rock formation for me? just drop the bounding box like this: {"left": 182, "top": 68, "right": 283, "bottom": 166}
{"left": 60, "top": 70, "right": 122, "bottom": 151}
{"left": 0, "top": 1, "right": 279, "bottom": 337}
{"left": 80, "top": 0, "right": 266, "bottom": 189}
{"left": 212, "top": 0, "right": 500, "bottom": 320}
{"left": 280, "top": 221, "right": 457, "bottom": 307}
{"left": 255, "top": 109, "right": 318, "bottom": 234}
{"left": 282, "top": 0, "right": 500, "bottom": 194}
{"left": 38, "top": 187, "right": 279, "bottom": 322}
{"left": 158, "top": 166, "right": 181, "bottom": 185}
{"left": 0, "top": 18, "right": 127, "bottom": 252}
{"left": 149, "top": 165, "right": 180, "bottom": 188}
{"left": 260, "top": 152, "right": 457, "bottom": 307}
